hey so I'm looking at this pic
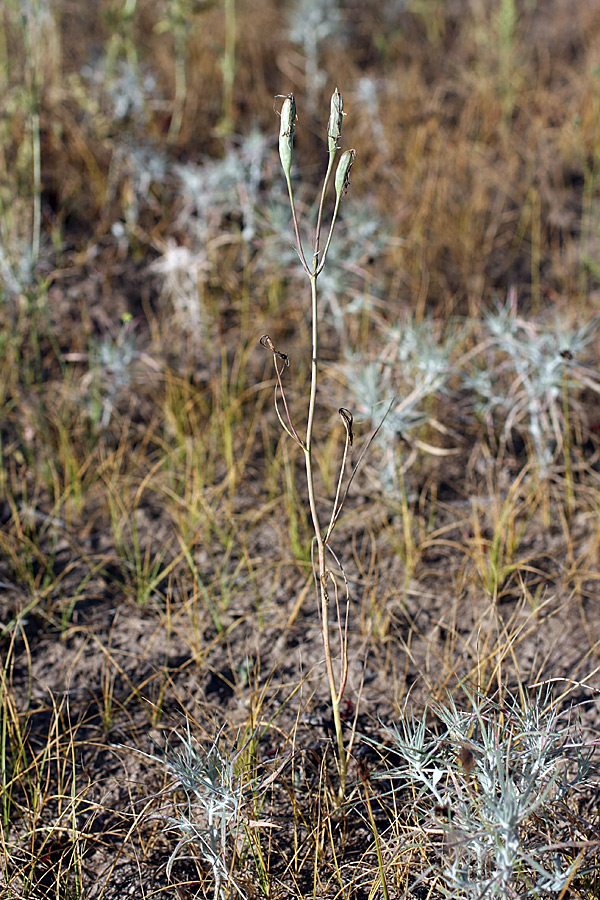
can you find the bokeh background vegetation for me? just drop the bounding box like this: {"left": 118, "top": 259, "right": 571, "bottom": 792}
{"left": 2, "top": 0, "right": 600, "bottom": 897}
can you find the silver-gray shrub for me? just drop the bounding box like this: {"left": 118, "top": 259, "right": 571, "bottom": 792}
{"left": 341, "top": 315, "right": 460, "bottom": 493}
{"left": 175, "top": 127, "right": 270, "bottom": 243}
{"left": 286, "top": 0, "right": 346, "bottom": 103}
{"left": 367, "top": 688, "right": 599, "bottom": 898}
{"left": 341, "top": 293, "right": 599, "bottom": 491}
{"left": 147, "top": 726, "right": 249, "bottom": 900}
{"left": 84, "top": 315, "right": 141, "bottom": 430}
{"left": 465, "top": 293, "right": 600, "bottom": 471}
{"left": 138, "top": 723, "right": 284, "bottom": 900}
{"left": 151, "top": 129, "right": 271, "bottom": 343}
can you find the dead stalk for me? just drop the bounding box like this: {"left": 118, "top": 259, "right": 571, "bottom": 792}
{"left": 262, "top": 89, "right": 356, "bottom": 802}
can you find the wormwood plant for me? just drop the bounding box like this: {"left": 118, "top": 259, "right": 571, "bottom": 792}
{"left": 261, "top": 90, "right": 359, "bottom": 801}
{"left": 367, "top": 688, "right": 600, "bottom": 898}
{"left": 138, "top": 724, "right": 284, "bottom": 900}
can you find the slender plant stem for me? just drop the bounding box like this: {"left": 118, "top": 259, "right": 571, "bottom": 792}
{"left": 362, "top": 778, "right": 390, "bottom": 900}
{"left": 317, "top": 193, "right": 342, "bottom": 276}
{"left": 303, "top": 272, "right": 347, "bottom": 800}
{"left": 167, "top": 36, "right": 186, "bottom": 143}
{"left": 562, "top": 361, "right": 574, "bottom": 517}
{"left": 220, "top": 0, "right": 236, "bottom": 135}
{"left": 313, "top": 152, "right": 335, "bottom": 269}
{"left": 272, "top": 90, "right": 354, "bottom": 802}
{"left": 285, "top": 173, "right": 310, "bottom": 275}
{"left": 305, "top": 275, "right": 319, "bottom": 454}
{"left": 325, "top": 425, "right": 351, "bottom": 544}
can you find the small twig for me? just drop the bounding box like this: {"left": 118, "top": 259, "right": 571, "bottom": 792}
{"left": 260, "top": 334, "right": 306, "bottom": 448}
{"left": 331, "top": 575, "right": 347, "bottom": 698}
{"left": 325, "top": 397, "right": 396, "bottom": 543}
{"left": 325, "top": 408, "right": 353, "bottom": 544}
{"left": 324, "top": 545, "right": 350, "bottom": 699}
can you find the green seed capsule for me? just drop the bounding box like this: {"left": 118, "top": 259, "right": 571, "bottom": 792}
{"left": 334, "top": 149, "right": 356, "bottom": 199}
{"left": 278, "top": 94, "right": 296, "bottom": 177}
{"left": 327, "top": 88, "right": 344, "bottom": 154}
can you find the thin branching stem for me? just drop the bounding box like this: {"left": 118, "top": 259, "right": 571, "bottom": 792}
{"left": 313, "top": 151, "right": 336, "bottom": 271}
{"left": 273, "top": 361, "right": 305, "bottom": 448}
{"left": 284, "top": 172, "right": 311, "bottom": 276}
{"left": 316, "top": 192, "right": 342, "bottom": 276}
{"left": 260, "top": 335, "right": 306, "bottom": 447}
{"left": 325, "top": 409, "right": 353, "bottom": 544}
{"left": 326, "top": 398, "right": 395, "bottom": 540}
{"left": 302, "top": 273, "right": 348, "bottom": 792}
{"left": 304, "top": 233, "right": 349, "bottom": 800}
{"left": 270, "top": 90, "right": 356, "bottom": 802}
